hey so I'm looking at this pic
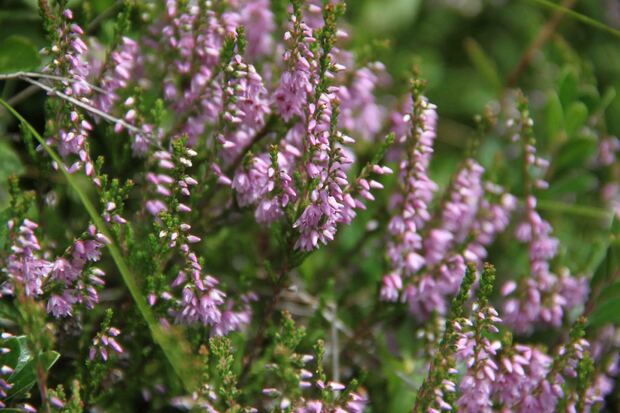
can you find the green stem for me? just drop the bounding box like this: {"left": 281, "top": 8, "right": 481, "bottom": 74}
{"left": 527, "top": 0, "right": 620, "bottom": 38}
{"left": 0, "top": 98, "right": 198, "bottom": 393}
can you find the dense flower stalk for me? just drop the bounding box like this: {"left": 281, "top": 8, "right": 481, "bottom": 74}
{"left": 43, "top": 9, "right": 99, "bottom": 183}
{"left": 380, "top": 82, "right": 516, "bottom": 319}
{"left": 381, "top": 80, "right": 438, "bottom": 304}
{"left": 502, "top": 97, "right": 588, "bottom": 332}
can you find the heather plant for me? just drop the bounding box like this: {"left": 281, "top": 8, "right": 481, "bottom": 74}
{"left": 0, "top": 0, "right": 619, "bottom": 412}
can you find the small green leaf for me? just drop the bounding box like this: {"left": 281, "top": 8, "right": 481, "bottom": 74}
{"left": 0, "top": 208, "right": 12, "bottom": 251}
{"left": 0, "top": 36, "right": 41, "bottom": 74}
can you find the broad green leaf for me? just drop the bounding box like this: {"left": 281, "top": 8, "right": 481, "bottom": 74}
{"left": 0, "top": 141, "right": 25, "bottom": 181}
{"left": 554, "top": 138, "right": 598, "bottom": 175}
{"left": 597, "top": 87, "right": 616, "bottom": 114}
{"left": 564, "top": 102, "right": 588, "bottom": 136}
{"left": 0, "top": 336, "right": 31, "bottom": 375}
{"left": 7, "top": 351, "right": 59, "bottom": 400}
{"left": 596, "top": 280, "right": 620, "bottom": 304}
{"left": 558, "top": 67, "right": 578, "bottom": 107}
{"left": 464, "top": 37, "right": 502, "bottom": 92}
{"left": 0, "top": 336, "right": 60, "bottom": 400}
{"left": 588, "top": 299, "right": 620, "bottom": 329}
{"left": 588, "top": 218, "right": 620, "bottom": 328}
{"left": 0, "top": 36, "right": 41, "bottom": 74}
{"left": 544, "top": 92, "right": 564, "bottom": 145}
{"left": 590, "top": 217, "right": 620, "bottom": 289}
{"left": 545, "top": 171, "right": 597, "bottom": 197}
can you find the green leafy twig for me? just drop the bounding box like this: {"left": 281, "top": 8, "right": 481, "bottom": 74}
{"left": 0, "top": 98, "right": 199, "bottom": 393}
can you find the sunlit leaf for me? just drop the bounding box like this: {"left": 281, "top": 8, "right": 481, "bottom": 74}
{"left": 0, "top": 36, "right": 41, "bottom": 74}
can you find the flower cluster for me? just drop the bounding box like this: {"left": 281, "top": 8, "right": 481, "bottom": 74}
{"left": 381, "top": 84, "right": 516, "bottom": 318}
{"left": 43, "top": 9, "right": 100, "bottom": 183}
{"left": 415, "top": 265, "right": 605, "bottom": 413}
{"left": 144, "top": 138, "right": 252, "bottom": 335}
{"left": 3, "top": 219, "right": 108, "bottom": 318}
{"left": 502, "top": 99, "right": 588, "bottom": 332}
{"left": 89, "top": 325, "right": 123, "bottom": 362}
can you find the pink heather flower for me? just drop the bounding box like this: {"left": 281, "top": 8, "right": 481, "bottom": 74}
{"left": 381, "top": 94, "right": 438, "bottom": 310}
{"left": 291, "top": 97, "right": 369, "bottom": 250}
{"left": 274, "top": 14, "right": 316, "bottom": 121}
{"left": 597, "top": 136, "right": 620, "bottom": 166}
{"left": 145, "top": 142, "right": 250, "bottom": 334}
{"left": 455, "top": 305, "right": 502, "bottom": 413}
{"left": 89, "top": 326, "right": 123, "bottom": 361}
{"left": 93, "top": 37, "right": 141, "bottom": 114}
{"left": 380, "top": 272, "right": 402, "bottom": 302}
{"left": 4, "top": 218, "right": 106, "bottom": 316}
{"left": 47, "top": 292, "right": 76, "bottom": 318}
{"left": 389, "top": 98, "right": 413, "bottom": 144}
{"left": 44, "top": 10, "right": 99, "bottom": 180}
{"left": 582, "top": 327, "right": 619, "bottom": 410}
{"left": 464, "top": 185, "right": 517, "bottom": 262}
{"left": 338, "top": 63, "right": 387, "bottom": 140}
{"left": 494, "top": 345, "right": 553, "bottom": 412}
{"left": 231, "top": 60, "right": 270, "bottom": 129}
{"left": 502, "top": 115, "right": 587, "bottom": 331}
{"left": 211, "top": 293, "right": 256, "bottom": 336}
{"left": 219, "top": 54, "right": 271, "bottom": 162}
{"left": 240, "top": 0, "right": 275, "bottom": 59}
{"left": 233, "top": 152, "right": 297, "bottom": 225}
{"left": 424, "top": 160, "right": 484, "bottom": 266}
{"left": 5, "top": 219, "right": 52, "bottom": 297}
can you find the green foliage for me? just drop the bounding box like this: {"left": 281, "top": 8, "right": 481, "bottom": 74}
{"left": 0, "top": 335, "right": 59, "bottom": 401}
{"left": 587, "top": 218, "right": 620, "bottom": 328}
{"left": 0, "top": 36, "right": 41, "bottom": 74}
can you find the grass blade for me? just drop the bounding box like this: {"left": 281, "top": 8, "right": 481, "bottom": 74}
{"left": 527, "top": 0, "right": 620, "bottom": 38}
